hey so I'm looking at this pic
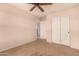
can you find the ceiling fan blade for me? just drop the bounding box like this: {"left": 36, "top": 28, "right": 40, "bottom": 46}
{"left": 39, "top": 3, "right": 52, "bottom": 5}
{"left": 37, "top": 5, "right": 44, "bottom": 12}
{"left": 29, "top": 3, "right": 36, "bottom": 5}
{"left": 30, "top": 5, "right": 36, "bottom": 11}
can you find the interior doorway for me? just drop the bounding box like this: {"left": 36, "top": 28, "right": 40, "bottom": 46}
{"left": 52, "top": 16, "right": 70, "bottom": 46}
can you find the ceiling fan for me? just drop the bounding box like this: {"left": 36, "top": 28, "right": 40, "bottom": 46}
{"left": 29, "top": 3, "right": 52, "bottom": 12}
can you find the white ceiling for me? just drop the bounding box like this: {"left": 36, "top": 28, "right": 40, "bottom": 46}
{"left": 11, "top": 3, "right": 79, "bottom": 18}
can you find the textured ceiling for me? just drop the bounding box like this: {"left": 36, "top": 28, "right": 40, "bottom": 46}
{"left": 11, "top": 3, "right": 79, "bottom": 18}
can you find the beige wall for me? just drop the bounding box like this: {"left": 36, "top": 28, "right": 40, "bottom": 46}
{"left": 46, "top": 5, "right": 79, "bottom": 50}
{"left": 0, "top": 4, "right": 38, "bottom": 51}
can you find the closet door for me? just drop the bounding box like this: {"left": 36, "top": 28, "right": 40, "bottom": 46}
{"left": 52, "top": 16, "right": 60, "bottom": 44}
{"left": 40, "top": 21, "right": 46, "bottom": 39}
{"left": 60, "top": 16, "right": 70, "bottom": 46}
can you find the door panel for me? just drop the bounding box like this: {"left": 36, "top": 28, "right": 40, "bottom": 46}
{"left": 52, "top": 16, "right": 70, "bottom": 46}
{"left": 60, "top": 16, "right": 70, "bottom": 46}
{"left": 40, "top": 21, "right": 46, "bottom": 39}
{"left": 52, "top": 16, "right": 60, "bottom": 44}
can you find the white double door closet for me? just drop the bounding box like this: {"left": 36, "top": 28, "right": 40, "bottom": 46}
{"left": 52, "top": 16, "right": 70, "bottom": 46}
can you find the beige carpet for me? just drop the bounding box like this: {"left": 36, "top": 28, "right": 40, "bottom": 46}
{"left": 0, "top": 39, "right": 79, "bottom": 56}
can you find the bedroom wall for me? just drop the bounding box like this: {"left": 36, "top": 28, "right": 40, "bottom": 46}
{"left": 46, "top": 5, "right": 79, "bottom": 50}
{"left": 0, "top": 4, "right": 38, "bottom": 51}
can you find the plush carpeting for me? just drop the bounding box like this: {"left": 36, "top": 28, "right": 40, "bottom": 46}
{"left": 0, "top": 39, "right": 79, "bottom": 56}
